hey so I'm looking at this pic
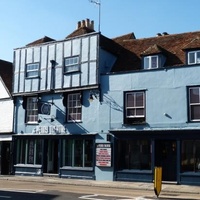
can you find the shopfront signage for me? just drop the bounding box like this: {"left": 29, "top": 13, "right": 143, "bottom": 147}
{"left": 96, "top": 143, "right": 112, "bottom": 167}
{"left": 32, "top": 125, "right": 68, "bottom": 134}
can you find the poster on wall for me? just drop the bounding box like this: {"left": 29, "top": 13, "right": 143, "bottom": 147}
{"left": 96, "top": 143, "right": 112, "bottom": 167}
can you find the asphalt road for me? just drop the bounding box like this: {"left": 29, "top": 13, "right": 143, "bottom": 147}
{"left": 0, "top": 179, "right": 199, "bottom": 200}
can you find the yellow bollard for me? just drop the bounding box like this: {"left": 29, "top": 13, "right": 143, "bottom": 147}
{"left": 154, "top": 167, "right": 162, "bottom": 197}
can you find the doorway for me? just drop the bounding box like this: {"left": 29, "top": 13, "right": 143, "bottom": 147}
{"left": 43, "top": 139, "right": 59, "bottom": 174}
{"left": 0, "top": 142, "right": 11, "bottom": 175}
{"left": 155, "top": 140, "right": 177, "bottom": 181}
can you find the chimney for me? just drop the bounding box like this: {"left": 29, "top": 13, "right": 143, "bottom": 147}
{"left": 77, "top": 21, "right": 81, "bottom": 29}
{"left": 76, "top": 19, "right": 94, "bottom": 30}
{"left": 90, "top": 20, "right": 94, "bottom": 30}
{"left": 81, "top": 20, "right": 86, "bottom": 27}
{"left": 86, "top": 18, "right": 90, "bottom": 28}
{"left": 156, "top": 33, "right": 162, "bottom": 37}
{"left": 162, "top": 32, "right": 169, "bottom": 36}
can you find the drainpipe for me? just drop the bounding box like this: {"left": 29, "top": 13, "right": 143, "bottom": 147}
{"left": 50, "top": 60, "right": 56, "bottom": 91}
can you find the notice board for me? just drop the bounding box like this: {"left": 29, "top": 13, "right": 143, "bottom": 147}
{"left": 96, "top": 143, "right": 112, "bottom": 167}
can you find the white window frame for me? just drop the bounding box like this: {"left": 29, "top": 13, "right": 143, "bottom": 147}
{"left": 26, "top": 97, "right": 38, "bottom": 123}
{"left": 125, "top": 91, "right": 145, "bottom": 120}
{"left": 26, "top": 63, "right": 39, "bottom": 78}
{"left": 67, "top": 93, "right": 82, "bottom": 122}
{"left": 188, "top": 51, "right": 200, "bottom": 65}
{"left": 144, "top": 55, "right": 159, "bottom": 69}
{"left": 64, "top": 56, "right": 80, "bottom": 73}
{"left": 189, "top": 87, "right": 200, "bottom": 121}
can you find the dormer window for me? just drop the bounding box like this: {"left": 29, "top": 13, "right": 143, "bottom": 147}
{"left": 144, "top": 55, "right": 159, "bottom": 69}
{"left": 188, "top": 50, "right": 200, "bottom": 65}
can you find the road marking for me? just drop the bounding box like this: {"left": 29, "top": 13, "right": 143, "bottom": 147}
{"left": 79, "top": 194, "right": 136, "bottom": 200}
{"left": 79, "top": 194, "right": 154, "bottom": 200}
{"left": 79, "top": 194, "right": 103, "bottom": 200}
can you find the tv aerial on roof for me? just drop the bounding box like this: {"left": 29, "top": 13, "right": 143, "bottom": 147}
{"left": 89, "top": 0, "right": 101, "bottom": 32}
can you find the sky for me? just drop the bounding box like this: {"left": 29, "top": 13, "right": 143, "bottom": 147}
{"left": 1, "top": 0, "right": 200, "bottom": 62}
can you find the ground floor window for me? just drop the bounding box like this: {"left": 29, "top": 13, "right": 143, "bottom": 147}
{"left": 16, "top": 139, "right": 42, "bottom": 165}
{"left": 62, "top": 139, "right": 93, "bottom": 167}
{"left": 181, "top": 140, "right": 200, "bottom": 172}
{"left": 117, "top": 139, "right": 151, "bottom": 170}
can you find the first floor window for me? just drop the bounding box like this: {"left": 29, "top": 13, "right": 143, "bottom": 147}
{"left": 62, "top": 139, "right": 93, "bottom": 167}
{"left": 67, "top": 93, "right": 82, "bottom": 122}
{"left": 189, "top": 87, "right": 200, "bottom": 121}
{"left": 16, "top": 139, "right": 42, "bottom": 165}
{"left": 181, "top": 140, "right": 200, "bottom": 172}
{"left": 64, "top": 56, "right": 80, "bottom": 73}
{"left": 26, "top": 63, "right": 39, "bottom": 78}
{"left": 124, "top": 91, "right": 145, "bottom": 124}
{"left": 116, "top": 139, "right": 151, "bottom": 170}
{"left": 26, "top": 96, "right": 38, "bottom": 123}
{"left": 188, "top": 51, "right": 200, "bottom": 65}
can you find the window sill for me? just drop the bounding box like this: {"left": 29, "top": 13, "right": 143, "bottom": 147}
{"left": 25, "top": 122, "right": 39, "bottom": 125}
{"left": 25, "top": 76, "right": 40, "bottom": 79}
{"left": 64, "top": 70, "right": 81, "bottom": 75}
{"left": 123, "top": 122, "right": 147, "bottom": 126}
{"left": 14, "top": 164, "right": 42, "bottom": 168}
{"left": 60, "top": 166, "right": 93, "bottom": 171}
{"left": 67, "top": 120, "right": 82, "bottom": 123}
{"left": 187, "top": 120, "right": 200, "bottom": 123}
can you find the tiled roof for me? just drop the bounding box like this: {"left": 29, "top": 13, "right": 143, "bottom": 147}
{"left": 65, "top": 26, "right": 95, "bottom": 39}
{"left": 112, "top": 31, "right": 200, "bottom": 72}
{"left": 182, "top": 37, "right": 200, "bottom": 50}
{"left": 26, "top": 36, "right": 55, "bottom": 46}
{"left": 112, "top": 33, "right": 136, "bottom": 43}
{"left": 0, "top": 59, "right": 13, "bottom": 93}
{"left": 141, "top": 44, "right": 164, "bottom": 55}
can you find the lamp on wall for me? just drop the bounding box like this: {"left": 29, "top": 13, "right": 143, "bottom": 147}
{"left": 88, "top": 90, "right": 99, "bottom": 102}
{"left": 89, "top": 93, "right": 94, "bottom": 102}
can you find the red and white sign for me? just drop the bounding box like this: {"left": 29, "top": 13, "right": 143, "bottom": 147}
{"left": 96, "top": 143, "right": 112, "bottom": 167}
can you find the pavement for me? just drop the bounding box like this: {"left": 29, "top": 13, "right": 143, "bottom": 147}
{"left": 0, "top": 175, "right": 199, "bottom": 195}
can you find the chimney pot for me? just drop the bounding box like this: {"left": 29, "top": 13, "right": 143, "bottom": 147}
{"left": 90, "top": 20, "right": 94, "bottom": 30}
{"left": 81, "top": 20, "right": 86, "bottom": 27}
{"left": 86, "top": 18, "right": 90, "bottom": 28}
{"left": 162, "top": 32, "right": 169, "bottom": 35}
{"left": 77, "top": 21, "right": 81, "bottom": 29}
{"left": 156, "top": 33, "right": 162, "bottom": 37}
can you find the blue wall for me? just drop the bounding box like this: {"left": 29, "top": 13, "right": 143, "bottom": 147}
{"left": 100, "top": 65, "right": 200, "bottom": 130}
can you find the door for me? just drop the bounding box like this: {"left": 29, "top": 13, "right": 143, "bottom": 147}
{"left": 1, "top": 142, "right": 11, "bottom": 175}
{"left": 43, "top": 139, "right": 59, "bottom": 174}
{"left": 155, "top": 140, "right": 177, "bottom": 181}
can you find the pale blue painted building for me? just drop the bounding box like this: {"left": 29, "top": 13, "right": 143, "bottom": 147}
{"left": 12, "top": 19, "right": 200, "bottom": 185}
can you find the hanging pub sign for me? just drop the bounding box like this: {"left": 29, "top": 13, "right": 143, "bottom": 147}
{"left": 38, "top": 102, "right": 51, "bottom": 115}
{"left": 96, "top": 143, "right": 112, "bottom": 167}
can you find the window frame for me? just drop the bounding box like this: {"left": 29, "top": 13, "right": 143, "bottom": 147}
{"left": 16, "top": 139, "right": 42, "bottom": 165}
{"left": 26, "top": 96, "right": 38, "bottom": 124}
{"left": 143, "top": 55, "right": 159, "bottom": 69}
{"left": 26, "top": 63, "right": 40, "bottom": 78}
{"left": 188, "top": 50, "right": 200, "bottom": 65}
{"left": 67, "top": 92, "right": 82, "bottom": 122}
{"left": 181, "top": 140, "right": 200, "bottom": 172}
{"left": 188, "top": 86, "right": 200, "bottom": 122}
{"left": 124, "top": 91, "right": 146, "bottom": 124}
{"left": 64, "top": 55, "right": 80, "bottom": 73}
{"left": 62, "top": 139, "right": 93, "bottom": 168}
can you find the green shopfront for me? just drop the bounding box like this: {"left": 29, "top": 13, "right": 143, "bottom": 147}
{"left": 13, "top": 126, "right": 96, "bottom": 179}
